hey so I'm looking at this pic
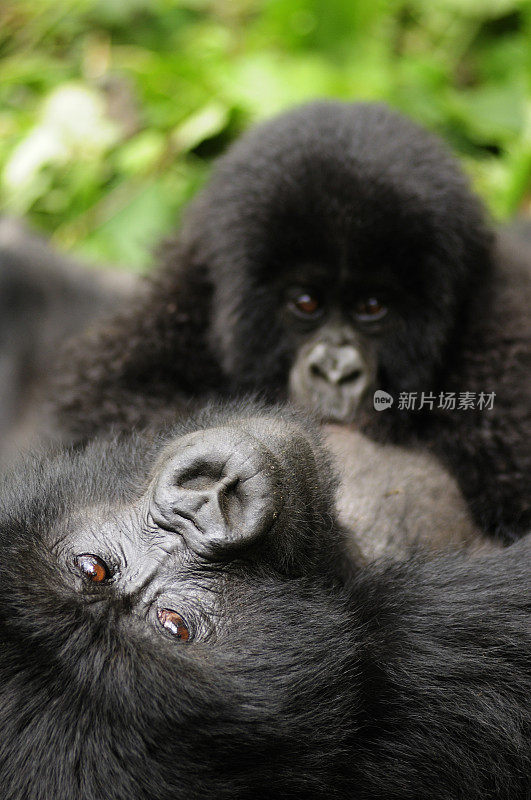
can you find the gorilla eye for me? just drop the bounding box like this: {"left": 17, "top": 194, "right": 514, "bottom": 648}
{"left": 157, "top": 608, "right": 191, "bottom": 641}
{"left": 288, "top": 289, "right": 323, "bottom": 319}
{"left": 354, "top": 297, "right": 388, "bottom": 323}
{"left": 74, "top": 554, "right": 110, "bottom": 583}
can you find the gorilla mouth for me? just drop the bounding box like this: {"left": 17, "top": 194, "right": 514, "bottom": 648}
{"left": 319, "top": 410, "right": 358, "bottom": 426}
{"left": 322, "top": 420, "right": 358, "bottom": 437}
{"left": 310, "top": 399, "right": 361, "bottom": 426}
{"left": 288, "top": 369, "right": 368, "bottom": 426}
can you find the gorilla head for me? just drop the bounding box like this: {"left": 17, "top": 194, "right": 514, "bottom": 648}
{"left": 182, "top": 101, "right": 492, "bottom": 422}
{"left": 1, "top": 404, "right": 529, "bottom": 799}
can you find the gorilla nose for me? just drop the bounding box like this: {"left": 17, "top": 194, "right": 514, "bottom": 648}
{"left": 150, "top": 428, "right": 282, "bottom": 558}
{"left": 308, "top": 343, "right": 363, "bottom": 386}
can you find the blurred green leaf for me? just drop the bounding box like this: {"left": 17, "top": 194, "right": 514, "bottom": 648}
{"left": 451, "top": 83, "right": 526, "bottom": 143}
{"left": 0, "top": 0, "right": 529, "bottom": 265}
{"left": 116, "top": 130, "right": 166, "bottom": 174}
{"left": 172, "top": 103, "right": 230, "bottom": 153}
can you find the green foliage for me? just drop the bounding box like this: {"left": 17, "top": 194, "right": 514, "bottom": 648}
{"left": 0, "top": 0, "right": 529, "bottom": 269}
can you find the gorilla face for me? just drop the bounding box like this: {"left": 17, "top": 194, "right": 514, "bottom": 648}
{"left": 45, "top": 410, "right": 340, "bottom": 644}
{"left": 54, "top": 415, "right": 337, "bottom": 639}
{"left": 186, "top": 101, "right": 492, "bottom": 422}
{"left": 285, "top": 289, "right": 380, "bottom": 422}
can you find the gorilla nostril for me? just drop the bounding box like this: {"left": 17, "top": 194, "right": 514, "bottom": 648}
{"left": 176, "top": 462, "right": 223, "bottom": 491}
{"left": 217, "top": 476, "right": 242, "bottom": 522}
{"left": 311, "top": 362, "right": 364, "bottom": 386}
{"left": 310, "top": 363, "right": 328, "bottom": 380}
{"left": 337, "top": 369, "right": 362, "bottom": 386}
{"left": 308, "top": 346, "right": 366, "bottom": 387}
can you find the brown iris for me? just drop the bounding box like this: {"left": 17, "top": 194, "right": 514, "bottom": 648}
{"left": 157, "top": 608, "right": 191, "bottom": 641}
{"left": 354, "top": 297, "right": 388, "bottom": 322}
{"left": 289, "top": 290, "right": 322, "bottom": 318}
{"left": 74, "top": 554, "right": 109, "bottom": 583}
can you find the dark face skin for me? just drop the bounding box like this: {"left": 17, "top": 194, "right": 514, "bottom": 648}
{"left": 282, "top": 276, "right": 384, "bottom": 422}
{"left": 217, "top": 231, "right": 438, "bottom": 424}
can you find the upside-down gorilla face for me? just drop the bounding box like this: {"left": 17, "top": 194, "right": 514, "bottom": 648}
{"left": 184, "top": 101, "right": 492, "bottom": 422}
{"left": 61, "top": 411, "right": 335, "bottom": 591}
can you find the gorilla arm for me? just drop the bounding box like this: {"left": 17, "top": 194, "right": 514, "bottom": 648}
{"left": 324, "top": 425, "right": 498, "bottom": 562}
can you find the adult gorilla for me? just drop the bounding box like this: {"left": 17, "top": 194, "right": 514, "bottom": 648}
{"left": 0, "top": 403, "right": 529, "bottom": 799}
{"left": 54, "top": 102, "right": 530, "bottom": 542}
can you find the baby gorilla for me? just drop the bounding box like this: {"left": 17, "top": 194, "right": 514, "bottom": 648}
{"left": 55, "top": 101, "right": 530, "bottom": 542}
{"left": 1, "top": 405, "right": 529, "bottom": 800}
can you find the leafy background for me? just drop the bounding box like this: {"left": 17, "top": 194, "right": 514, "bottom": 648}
{"left": 1, "top": 0, "right": 530, "bottom": 271}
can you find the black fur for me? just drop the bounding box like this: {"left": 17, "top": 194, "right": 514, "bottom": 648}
{"left": 1, "top": 404, "right": 529, "bottom": 799}
{"left": 0, "top": 218, "right": 135, "bottom": 464}
{"left": 53, "top": 102, "right": 531, "bottom": 541}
